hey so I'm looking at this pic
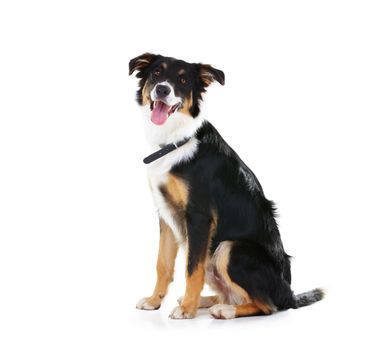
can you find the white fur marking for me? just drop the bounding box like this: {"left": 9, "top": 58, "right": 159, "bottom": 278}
{"left": 169, "top": 306, "right": 194, "bottom": 319}
{"left": 150, "top": 81, "right": 182, "bottom": 107}
{"left": 209, "top": 304, "right": 236, "bottom": 319}
{"left": 136, "top": 297, "right": 157, "bottom": 310}
{"left": 141, "top": 104, "right": 204, "bottom": 147}
{"left": 141, "top": 102, "right": 204, "bottom": 243}
{"left": 149, "top": 172, "right": 183, "bottom": 244}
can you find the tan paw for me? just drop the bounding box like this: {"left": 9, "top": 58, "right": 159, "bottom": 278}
{"left": 209, "top": 304, "right": 236, "bottom": 319}
{"left": 169, "top": 306, "right": 196, "bottom": 319}
{"left": 136, "top": 297, "right": 161, "bottom": 310}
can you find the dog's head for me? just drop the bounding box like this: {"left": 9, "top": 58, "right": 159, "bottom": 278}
{"left": 129, "top": 53, "right": 224, "bottom": 126}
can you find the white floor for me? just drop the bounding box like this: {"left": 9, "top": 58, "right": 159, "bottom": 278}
{"left": 127, "top": 265, "right": 359, "bottom": 350}
{"left": 1, "top": 237, "right": 362, "bottom": 350}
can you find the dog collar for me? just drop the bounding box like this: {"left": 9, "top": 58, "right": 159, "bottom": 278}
{"left": 143, "top": 137, "right": 191, "bottom": 164}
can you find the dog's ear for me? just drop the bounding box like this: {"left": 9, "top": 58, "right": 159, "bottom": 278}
{"left": 129, "top": 53, "right": 157, "bottom": 77}
{"left": 198, "top": 64, "right": 225, "bottom": 87}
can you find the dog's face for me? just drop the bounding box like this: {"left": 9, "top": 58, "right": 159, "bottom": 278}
{"left": 129, "top": 53, "right": 224, "bottom": 126}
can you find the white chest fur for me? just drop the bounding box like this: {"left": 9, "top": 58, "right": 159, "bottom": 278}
{"left": 141, "top": 106, "right": 204, "bottom": 243}
{"left": 146, "top": 139, "right": 198, "bottom": 244}
{"left": 149, "top": 173, "right": 181, "bottom": 243}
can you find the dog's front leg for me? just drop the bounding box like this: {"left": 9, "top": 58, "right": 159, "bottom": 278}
{"left": 136, "top": 219, "right": 178, "bottom": 310}
{"left": 169, "top": 212, "right": 211, "bottom": 319}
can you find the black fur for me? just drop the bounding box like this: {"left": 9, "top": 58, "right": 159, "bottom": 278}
{"left": 128, "top": 53, "right": 224, "bottom": 117}
{"left": 171, "top": 121, "right": 323, "bottom": 311}
{"left": 130, "top": 53, "right": 324, "bottom": 313}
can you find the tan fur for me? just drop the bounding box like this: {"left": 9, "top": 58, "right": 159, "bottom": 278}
{"left": 178, "top": 68, "right": 185, "bottom": 74}
{"left": 159, "top": 174, "right": 189, "bottom": 243}
{"left": 142, "top": 82, "right": 151, "bottom": 106}
{"left": 179, "top": 262, "right": 205, "bottom": 316}
{"left": 198, "top": 295, "right": 220, "bottom": 308}
{"left": 209, "top": 209, "right": 218, "bottom": 240}
{"left": 234, "top": 303, "right": 263, "bottom": 317}
{"left": 177, "top": 210, "right": 219, "bottom": 315}
{"left": 177, "top": 294, "right": 219, "bottom": 308}
{"left": 137, "top": 59, "right": 150, "bottom": 65}
{"left": 201, "top": 74, "right": 213, "bottom": 87}
{"left": 180, "top": 92, "right": 193, "bottom": 116}
{"left": 234, "top": 300, "right": 273, "bottom": 317}
{"left": 142, "top": 219, "right": 178, "bottom": 309}
{"left": 208, "top": 241, "right": 252, "bottom": 305}
{"left": 129, "top": 54, "right": 156, "bottom": 75}
{"left": 200, "top": 65, "right": 215, "bottom": 87}
{"left": 165, "top": 174, "right": 189, "bottom": 208}
{"left": 176, "top": 210, "right": 218, "bottom": 315}
{"left": 253, "top": 299, "right": 273, "bottom": 315}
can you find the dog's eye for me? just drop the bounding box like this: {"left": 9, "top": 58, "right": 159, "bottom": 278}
{"left": 154, "top": 69, "right": 161, "bottom": 76}
{"left": 179, "top": 77, "right": 187, "bottom": 84}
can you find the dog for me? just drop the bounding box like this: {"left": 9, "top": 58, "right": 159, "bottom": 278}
{"left": 129, "top": 53, "right": 324, "bottom": 319}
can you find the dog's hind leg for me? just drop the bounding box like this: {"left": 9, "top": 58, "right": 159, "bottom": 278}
{"left": 209, "top": 300, "right": 274, "bottom": 319}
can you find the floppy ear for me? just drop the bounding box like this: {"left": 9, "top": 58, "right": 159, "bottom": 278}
{"left": 199, "top": 64, "right": 225, "bottom": 87}
{"left": 129, "top": 53, "right": 157, "bottom": 77}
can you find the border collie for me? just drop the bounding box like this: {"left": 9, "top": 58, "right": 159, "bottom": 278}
{"left": 129, "top": 53, "right": 324, "bottom": 319}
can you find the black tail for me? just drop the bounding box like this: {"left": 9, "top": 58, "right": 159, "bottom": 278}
{"left": 294, "top": 288, "right": 325, "bottom": 308}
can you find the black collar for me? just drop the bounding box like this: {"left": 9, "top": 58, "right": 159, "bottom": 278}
{"left": 143, "top": 137, "right": 191, "bottom": 164}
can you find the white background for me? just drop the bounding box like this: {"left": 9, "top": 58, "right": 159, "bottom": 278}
{"left": 1, "top": 0, "right": 365, "bottom": 349}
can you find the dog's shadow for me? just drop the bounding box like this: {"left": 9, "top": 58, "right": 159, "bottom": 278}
{"left": 134, "top": 306, "right": 291, "bottom": 330}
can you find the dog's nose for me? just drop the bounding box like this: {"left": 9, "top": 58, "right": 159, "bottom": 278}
{"left": 155, "top": 84, "right": 171, "bottom": 98}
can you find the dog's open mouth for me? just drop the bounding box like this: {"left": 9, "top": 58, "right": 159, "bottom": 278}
{"left": 150, "top": 100, "right": 180, "bottom": 125}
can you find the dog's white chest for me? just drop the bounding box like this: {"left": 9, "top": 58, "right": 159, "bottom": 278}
{"left": 146, "top": 139, "right": 198, "bottom": 244}
{"left": 148, "top": 171, "right": 184, "bottom": 244}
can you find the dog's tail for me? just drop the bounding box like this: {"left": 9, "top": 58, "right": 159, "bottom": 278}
{"left": 294, "top": 288, "right": 325, "bottom": 308}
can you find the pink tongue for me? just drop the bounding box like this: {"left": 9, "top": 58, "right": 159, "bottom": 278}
{"left": 151, "top": 101, "right": 170, "bottom": 125}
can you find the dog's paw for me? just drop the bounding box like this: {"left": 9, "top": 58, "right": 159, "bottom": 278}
{"left": 209, "top": 304, "right": 236, "bottom": 319}
{"left": 169, "top": 306, "right": 195, "bottom": 319}
{"left": 136, "top": 297, "right": 160, "bottom": 310}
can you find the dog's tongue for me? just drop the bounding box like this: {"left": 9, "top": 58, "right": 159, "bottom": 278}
{"left": 151, "top": 101, "right": 170, "bottom": 125}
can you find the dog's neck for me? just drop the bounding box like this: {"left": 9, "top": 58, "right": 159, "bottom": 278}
{"left": 141, "top": 105, "right": 204, "bottom": 150}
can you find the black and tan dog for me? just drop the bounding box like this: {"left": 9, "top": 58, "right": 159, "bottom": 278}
{"left": 129, "top": 53, "right": 323, "bottom": 319}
